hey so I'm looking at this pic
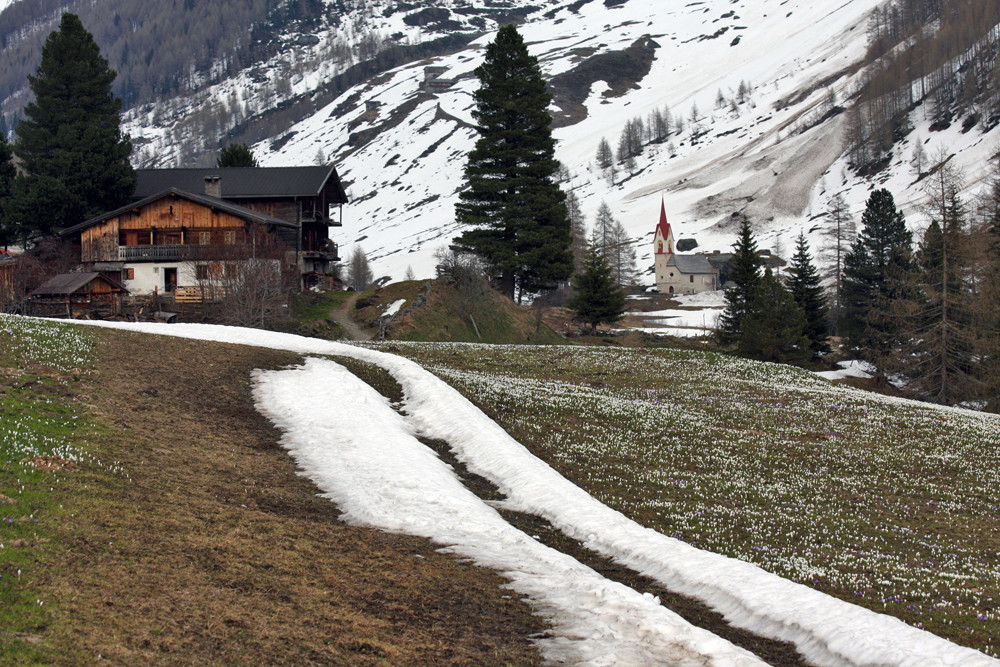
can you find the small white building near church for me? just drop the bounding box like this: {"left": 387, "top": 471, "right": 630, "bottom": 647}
{"left": 653, "top": 201, "right": 718, "bottom": 295}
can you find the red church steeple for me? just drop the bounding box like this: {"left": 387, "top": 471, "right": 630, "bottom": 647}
{"left": 654, "top": 199, "right": 673, "bottom": 254}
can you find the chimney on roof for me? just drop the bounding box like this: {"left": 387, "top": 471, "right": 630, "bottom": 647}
{"left": 204, "top": 175, "right": 222, "bottom": 198}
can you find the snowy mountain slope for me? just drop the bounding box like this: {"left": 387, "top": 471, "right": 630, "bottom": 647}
{"left": 255, "top": 0, "right": 886, "bottom": 282}
{"left": 115, "top": 0, "right": 999, "bottom": 283}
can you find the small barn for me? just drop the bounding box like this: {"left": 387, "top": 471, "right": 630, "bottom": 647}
{"left": 29, "top": 272, "right": 128, "bottom": 318}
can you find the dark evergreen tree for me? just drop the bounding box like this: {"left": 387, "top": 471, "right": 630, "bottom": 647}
{"left": 841, "top": 188, "right": 913, "bottom": 372}
{"left": 13, "top": 13, "right": 134, "bottom": 238}
{"left": 565, "top": 191, "right": 587, "bottom": 273}
{"left": 454, "top": 24, "right": 572, "bottom": 302}
{"left": 0, "top": 133, "right": 14, "bottom": 249}
{"left": 217, "top": 142, "right": 259, "bottom": 168}
{"left": 568, "top": 246, "right": 626, "bottom": 332}
{"left": 738, "top": 268, "right": 809, "bottom": 365}
{"left": 904, "top": 171, "right": 980, "bottom": 405}
{"left": 717, "top": 215, "right": 763, "bottom": 345}
{"left": 786, "top": 232, "right": 830, "bottom": 357}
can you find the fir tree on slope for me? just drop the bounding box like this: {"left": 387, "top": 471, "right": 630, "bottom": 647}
{"left": 717, "top": 215, "right": 763, "bottom": 345}
{"left": 786, "top": 232, "right": 830, "bottom": 357}
{"left": 739, "top": 267, "right": 809, "bottom": 365}
{"left": 841, "top": 188, "right": 913, "bottom": 376}
{"left": 822, "top": 193, "right": 855, "bottom": 331}
{"left": 984, "top": 159, "right": 1000, "bottom": 411}
{"left": 0, "top": 133, "right": 14, "bottom": 249}
{"left": 454, "top": 24, "right": 572, "bottom": 303}
{"left": 347, "top": 246, "right": 373, "bottom": 292}
{"left": 904, "top": 163, "right": 980, "bottom": 405}
{"left": 568, "top": 245, "right": 626, "bottom": 333}
{"left": 11, "top": 13, "right": 134, "bottom": 239}
{"left": 565, "top": 191, "right": 588, "bottom": 273}
{"left": 217, "top": 143, "right": 260, "bottom": 168}
{"left": 590, "top": 201, "right": 637, "bottom": 288}
{"left": 719, "top": 217, "right": 807, "bottom": 363}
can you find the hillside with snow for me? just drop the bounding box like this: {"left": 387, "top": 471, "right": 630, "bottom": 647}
{"left": 221, "top": 0, "right": 996, "bottom": 283}
{"left": 250, "top": 0, "right": 883, "bottom": 281}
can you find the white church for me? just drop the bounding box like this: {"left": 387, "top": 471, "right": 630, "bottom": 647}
{"left": 653, "top": 201, "right": 718, "bottom": 295}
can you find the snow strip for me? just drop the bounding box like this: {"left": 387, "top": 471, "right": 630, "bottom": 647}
{"left": 65, "top": 320, "right": 997, "bottom": 666}
{"left": 254, "top": 357, "right": 763, "bottom": 666}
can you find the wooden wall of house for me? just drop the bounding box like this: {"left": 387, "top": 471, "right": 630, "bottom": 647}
{"left": 81, "top": 198, "right": 252, "bottom": 262}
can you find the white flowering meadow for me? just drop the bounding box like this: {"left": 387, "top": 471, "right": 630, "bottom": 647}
{"left": 0, "top": 314, "right": 127, "bottom": 487}
{"left": 374, "top": 341, "right": 1000, "bottom": 657}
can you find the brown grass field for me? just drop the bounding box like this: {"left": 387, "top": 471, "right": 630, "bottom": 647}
{"left": 2, "top": 326, "right": 543, "bottom": 665}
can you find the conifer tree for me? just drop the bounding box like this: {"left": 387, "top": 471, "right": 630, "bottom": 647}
{"left": 589, "top": 202, "right": 636, "bottom": 288}
{"left": 596, "top": 137, "right": 614, "bottom": 170}
{"left": 454, "top": 24, "right": 572, "bottom": 302}
{"left": 13, "top": 13, "right": 134, "bottom": 237}
{"left": 822, "top": 193, "right": 855, "bottom": 330}
{"left": 218, "top": 142, "right": 259, "bottom": 168}
{"left": 904, "top": 167, "right": 980, "bottom": 404}
{"left": 738, "top": 268, "right": 809, "bottom": 364}
{"left": 718, "top": 215, "right": 763, "bottom": 345}
{"left": 568, "top": 246, "right": 626, "bottom": 332}
{"left": 786, "top": 232, "right": 830, "bottom": 357}
{"left": 841, "top": 188, "right": 913, "bottom": 371}
{"left": 347, "top": 246, "right": 373, "bottom": 292}
{"left": 0, "top": 133, "right": 14, "bottom": 249}
{"left": 565, "top": 191, "right": 587, "bottom": 273}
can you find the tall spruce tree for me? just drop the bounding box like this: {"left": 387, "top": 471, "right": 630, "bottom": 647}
{"left": 218, "top": 142, "right": 259, "bottom": 168}
{"left": 454, "top": 24, "right": 572, "bottom": 302}
{"left": 0, "top": 133, "right": 14, "bottom": 249}
{"left": 841, "top": 188, "right": 913, "bottom": 372}
{"left": 786, "top": 232, "right": 830, "bottom": 357}
{"left": 565, "top": 191, "right": 587, "bottom": 273}
{"left": 13, "top": 13, "right": 134, "bottom": 238}
{"left": 739, "top": 267, "right": 809, "bottom": 365}
{"left": 822, "top": 193, "right": 855, "bottom": 331}
{"left": 904, "top": 168, "right": 980, "bottom": 405}
{"left": 568, "top": 245, "right": 626, "bottom": 332}
{"left": 717, "top": 215, "right": 763, "bottom": 345}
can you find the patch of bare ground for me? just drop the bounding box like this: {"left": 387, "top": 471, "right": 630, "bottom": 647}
{"left": 31, "top": 330, "right": 543, "bottom": 665}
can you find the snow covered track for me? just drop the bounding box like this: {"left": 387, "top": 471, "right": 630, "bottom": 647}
{"left": 65, "top": 320, "right": 999, "bottom": 666}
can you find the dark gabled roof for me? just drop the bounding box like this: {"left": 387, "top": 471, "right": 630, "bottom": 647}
{"left": 666, "top": 254, "right": 717, "bottom": 275}
{"left": 133, "top": 166, "right": 348, "bottom": 202}
{"left": 61, "top": 188, "right": 299, "bottom": 238}
{"left": 31, "top": 272, "right": 126, "bottom": 296}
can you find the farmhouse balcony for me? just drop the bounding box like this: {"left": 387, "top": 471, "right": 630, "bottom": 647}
{"left": 118, "top": 244, "right": 186, "bottom": 261}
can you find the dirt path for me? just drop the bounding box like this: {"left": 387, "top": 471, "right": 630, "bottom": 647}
{"left": 330, "top": 292, "right": 374, "bottom": 341}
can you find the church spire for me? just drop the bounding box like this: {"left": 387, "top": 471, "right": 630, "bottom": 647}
{"left": 655, "top": 198, "right": 673, "bottom": 254}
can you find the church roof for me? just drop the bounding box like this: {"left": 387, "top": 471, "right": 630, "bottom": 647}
{"left": 665, "top": 254, "right": 717, "bottom": 275}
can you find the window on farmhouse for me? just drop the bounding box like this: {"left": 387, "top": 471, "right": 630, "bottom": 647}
{"left": 195, "top": 264, "right": 209, "bottom": 280}
{"left": 690, "top": 275, "right": 694, "bottom": 283}
{"left": 224, "top": 231, "right": 237, "bottom": 245}
{"left": 199, "top": 232, "right": 211, "bottom": 245}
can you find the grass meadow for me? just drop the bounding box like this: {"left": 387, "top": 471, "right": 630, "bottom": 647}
{"left": 2, "top": 314, "right": 997, "bottom": 659}
{"left": 378, "top": 341, "right": 1000, "bottom": 657}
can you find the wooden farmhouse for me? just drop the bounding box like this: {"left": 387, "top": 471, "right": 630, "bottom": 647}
{"left": 653, "top": 201, "right": 719, "bottom": 295}
{"left": 60, "top": 166, "right": 348, "bottom": 298}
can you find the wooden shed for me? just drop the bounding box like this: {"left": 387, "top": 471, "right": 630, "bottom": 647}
{"left": 29, "top": 272, "right": 128, "bottom": 318}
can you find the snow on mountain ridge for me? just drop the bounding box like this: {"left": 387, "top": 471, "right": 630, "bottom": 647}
{"left": 257, "top": 0, "right": 882, "bottom": 281}
{"left": 119, "top": 0, "right": 1000, "bottom": 285}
